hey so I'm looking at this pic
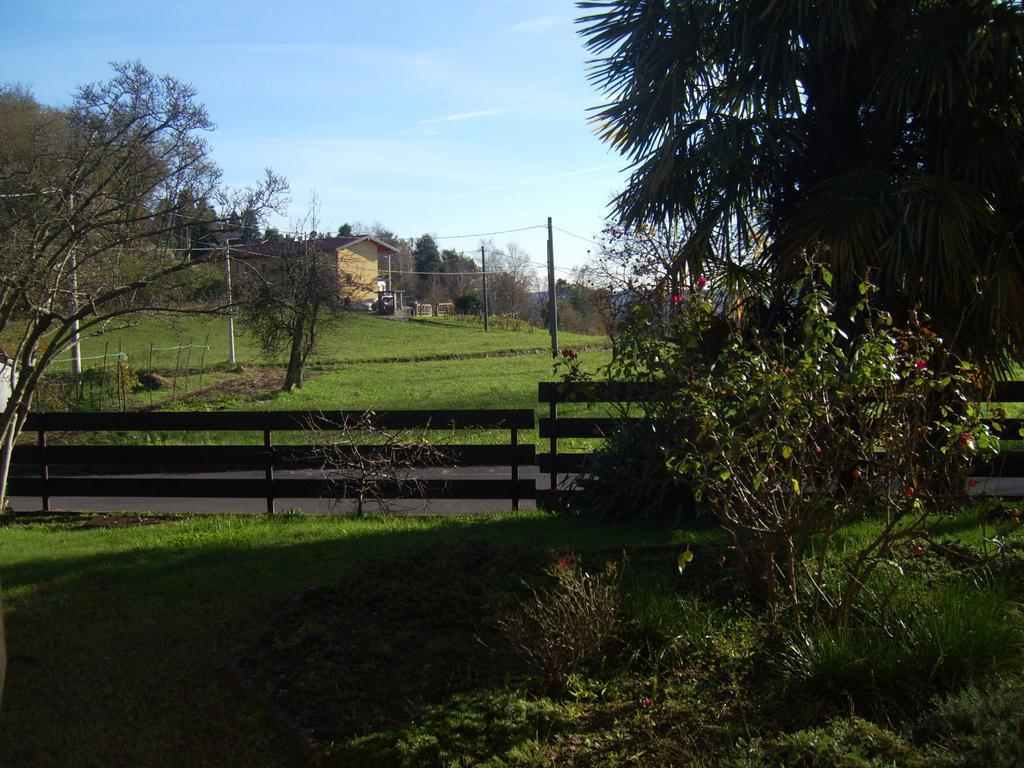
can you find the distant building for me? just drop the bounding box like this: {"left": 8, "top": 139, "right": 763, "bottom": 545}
{"left": 229, "top": 235, "right": 399, "bottom": 304}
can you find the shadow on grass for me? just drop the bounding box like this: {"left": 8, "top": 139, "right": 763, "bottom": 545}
{"left": 0, "top": 514, "right": 670, "bottom": 768}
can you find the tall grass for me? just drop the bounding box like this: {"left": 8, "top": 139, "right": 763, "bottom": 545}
{"left": 774, "top": 580, "right": 1024, "bottom": 718}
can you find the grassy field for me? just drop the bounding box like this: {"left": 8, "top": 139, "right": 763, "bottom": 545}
{"left": 24, "top": 313, "right": 607, "bottom": 374}
{"left": 28, "top": 312, "right": 613, "bottom": 451}
{"left": 1, "top": 508, "right": 1021, "bottom": 767}
{"left": 0, "top": 513, "right": 672, "bottom": 767}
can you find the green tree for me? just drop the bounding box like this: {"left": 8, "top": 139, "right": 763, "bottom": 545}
{"left": 413, "top": 233, "right": 440, "bottom": 273}
{"left": 579, "top": 0, "right": 1024, "bottom": 371}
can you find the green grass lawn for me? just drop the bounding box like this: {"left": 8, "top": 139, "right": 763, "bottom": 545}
{"left": 0, "top": 513, "right": 671, "bottom": 768}
{"left": 36, "top": 332, "right": 614, "bottom": 450}
{"left": 24, "top": 312, "right": 607, "bottom": 374}
{"left": 28, "top": 312, "right": 613, "bottom": 451}
{"left": 193, "top": 350, "right": 611, "bottom": 412}
{"left": 2, "top": 507, "right": 1021, "bottom": 767}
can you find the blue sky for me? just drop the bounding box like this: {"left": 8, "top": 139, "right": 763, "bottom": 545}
{"left": 1, "top": 0, "right": 627, "bottom": 274}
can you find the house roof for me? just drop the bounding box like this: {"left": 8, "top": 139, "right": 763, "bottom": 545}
{"left": 230, "top": 235, "right": 399, "bottom": 259}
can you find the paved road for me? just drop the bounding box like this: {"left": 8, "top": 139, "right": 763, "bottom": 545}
{"left": 11, "top": 472, "right": 1010, "bottom": 518}
{"left": 8, "top": 466, "right": 564, "bottom": 516}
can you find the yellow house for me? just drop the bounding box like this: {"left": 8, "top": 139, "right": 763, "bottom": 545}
{"left": 332, "top": 236, "right": 398, "bottom": 303}
{"left": 232, "top": 235, "right": 398, "bottom": 305}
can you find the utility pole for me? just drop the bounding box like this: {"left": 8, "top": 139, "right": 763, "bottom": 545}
{"left": 481, "top": 244, "right": 489, "bottom": 332}
{"left": 547, "top": 217, "right": 558, "bottom": 367}
{"left": 225, "top": 243, "right": 236, "bottom": 366}
{"left": 69, "top": 192, "right": 82, "bottom": 376}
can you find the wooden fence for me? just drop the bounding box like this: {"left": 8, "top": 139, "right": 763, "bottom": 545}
{"left": 11, "top": 379, "right": 1024, "bottom": 515}
{"left": 9, "top": 409, "right": 535, "bottom": 513}
{"left": 539, "top": 380, "right": 1024, "bottom": 499}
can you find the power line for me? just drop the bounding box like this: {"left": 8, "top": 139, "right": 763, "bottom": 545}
{"left": 434, "top": 225, "right": 546, "bottom": 240}
{"left": 553, "top": 226, "right": 601, "bottom": 247}
{"left": 388, "top": 269, "right": 505, "bottom": 276}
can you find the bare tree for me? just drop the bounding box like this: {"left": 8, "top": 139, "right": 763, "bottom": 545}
{"left": 485, "top": 240, "right": 537, "bottom": 319}
{"left": 0, "top": 63, "right": 287, "bottom": 513}
{"left": 237, "top": 203, "right": 368, "bottom": 390}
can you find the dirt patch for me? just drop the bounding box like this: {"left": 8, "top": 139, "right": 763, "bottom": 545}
{"left": 141, "top": 365, "right": 284, "bottom": 408}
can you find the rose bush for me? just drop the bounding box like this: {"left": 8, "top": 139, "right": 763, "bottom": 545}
{"left": 603, "top": 266, "right": 997, "bottom": 627}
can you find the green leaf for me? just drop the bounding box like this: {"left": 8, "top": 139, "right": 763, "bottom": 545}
{"left": 791, "top": 478, "right": 801, "bottom": 495}
{"left": 677, "top": 548, "right": 694, "bottom": 574}
{"left": 782, "top": 445, "right": 793, "bottom": 460}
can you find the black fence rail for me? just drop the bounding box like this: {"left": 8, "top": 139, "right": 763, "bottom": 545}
{"left": 9, "top": 409, "right": 536, "bottom": 513}
{"left": 537, "top": 381, "right": 657, "bottom": 495}
{"left": 539, "top": 380, "right": 1024, "bottom": 499}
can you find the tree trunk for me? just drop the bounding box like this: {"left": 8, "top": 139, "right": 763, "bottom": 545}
{"left": 283, "top": 319, "right": 306, "bottom": 390}
{"left": 0, "top": 422, "right": 15, "bottom": 517}
{"left": 0, "top": 386, "right": 31, "bottom": 517}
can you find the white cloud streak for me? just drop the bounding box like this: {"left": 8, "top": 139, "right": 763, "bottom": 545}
{"left": 417, "top": 109, "right": 506, "bottom": 127}
{"left": 508, "top": 16, "right": 564, "bottom": 35}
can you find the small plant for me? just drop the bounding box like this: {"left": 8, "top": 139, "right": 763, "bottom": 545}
{"left": 916, "top": 678, "right": 1024, "bottom": 768}
{"left": 738, "top": 716, "right": 919, "bottom": 768}
{"left": 773, "top": 580, "right": 1024, "bottom": 719}
{"left": 500, "top": 555, "right": 622, "bottom": 690}
{"left": 306, "top": 410, "right": 444, "bottom": 516}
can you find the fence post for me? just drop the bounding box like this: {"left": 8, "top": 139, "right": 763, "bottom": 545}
{"left": 38, "top": 429, "right": 49, "bottom": 513}
{"left": 510, "top": 411, "right": 519, "bottom": 511}
{"left": 549, "top": 395, "right": 558, "bottom": 502}
{"left": 264, "top": 426, "right": 275, "bottom": 515}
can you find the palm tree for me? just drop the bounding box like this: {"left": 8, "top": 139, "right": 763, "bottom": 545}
{"left": 579, "top": 0, "right": 1024, "bottom": 371}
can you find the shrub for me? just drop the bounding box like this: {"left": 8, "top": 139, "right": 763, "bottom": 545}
{"left": 454, "top": 291, "right": 482, "bottom": 316}
{"left": 569, "top": 423, "right": 696, "bottom": 522}
{"left": 738, "top": 716, "right": 920, "bottom": 768}
{"left": 500, "top": 556, "right": 622, "bottom": 690}
{"left": 602, "top": 265, "right": 996, "bottom": 628}
{"left": 916, "top": 678, "right": 1024, "bottom": 768}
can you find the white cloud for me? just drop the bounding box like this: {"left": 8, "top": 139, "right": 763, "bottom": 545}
{"left": 416, "top": 109, "right": 506, "bottom": 127}
{"left": 508, "top": 16, "right": 564, "bottom": 35}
